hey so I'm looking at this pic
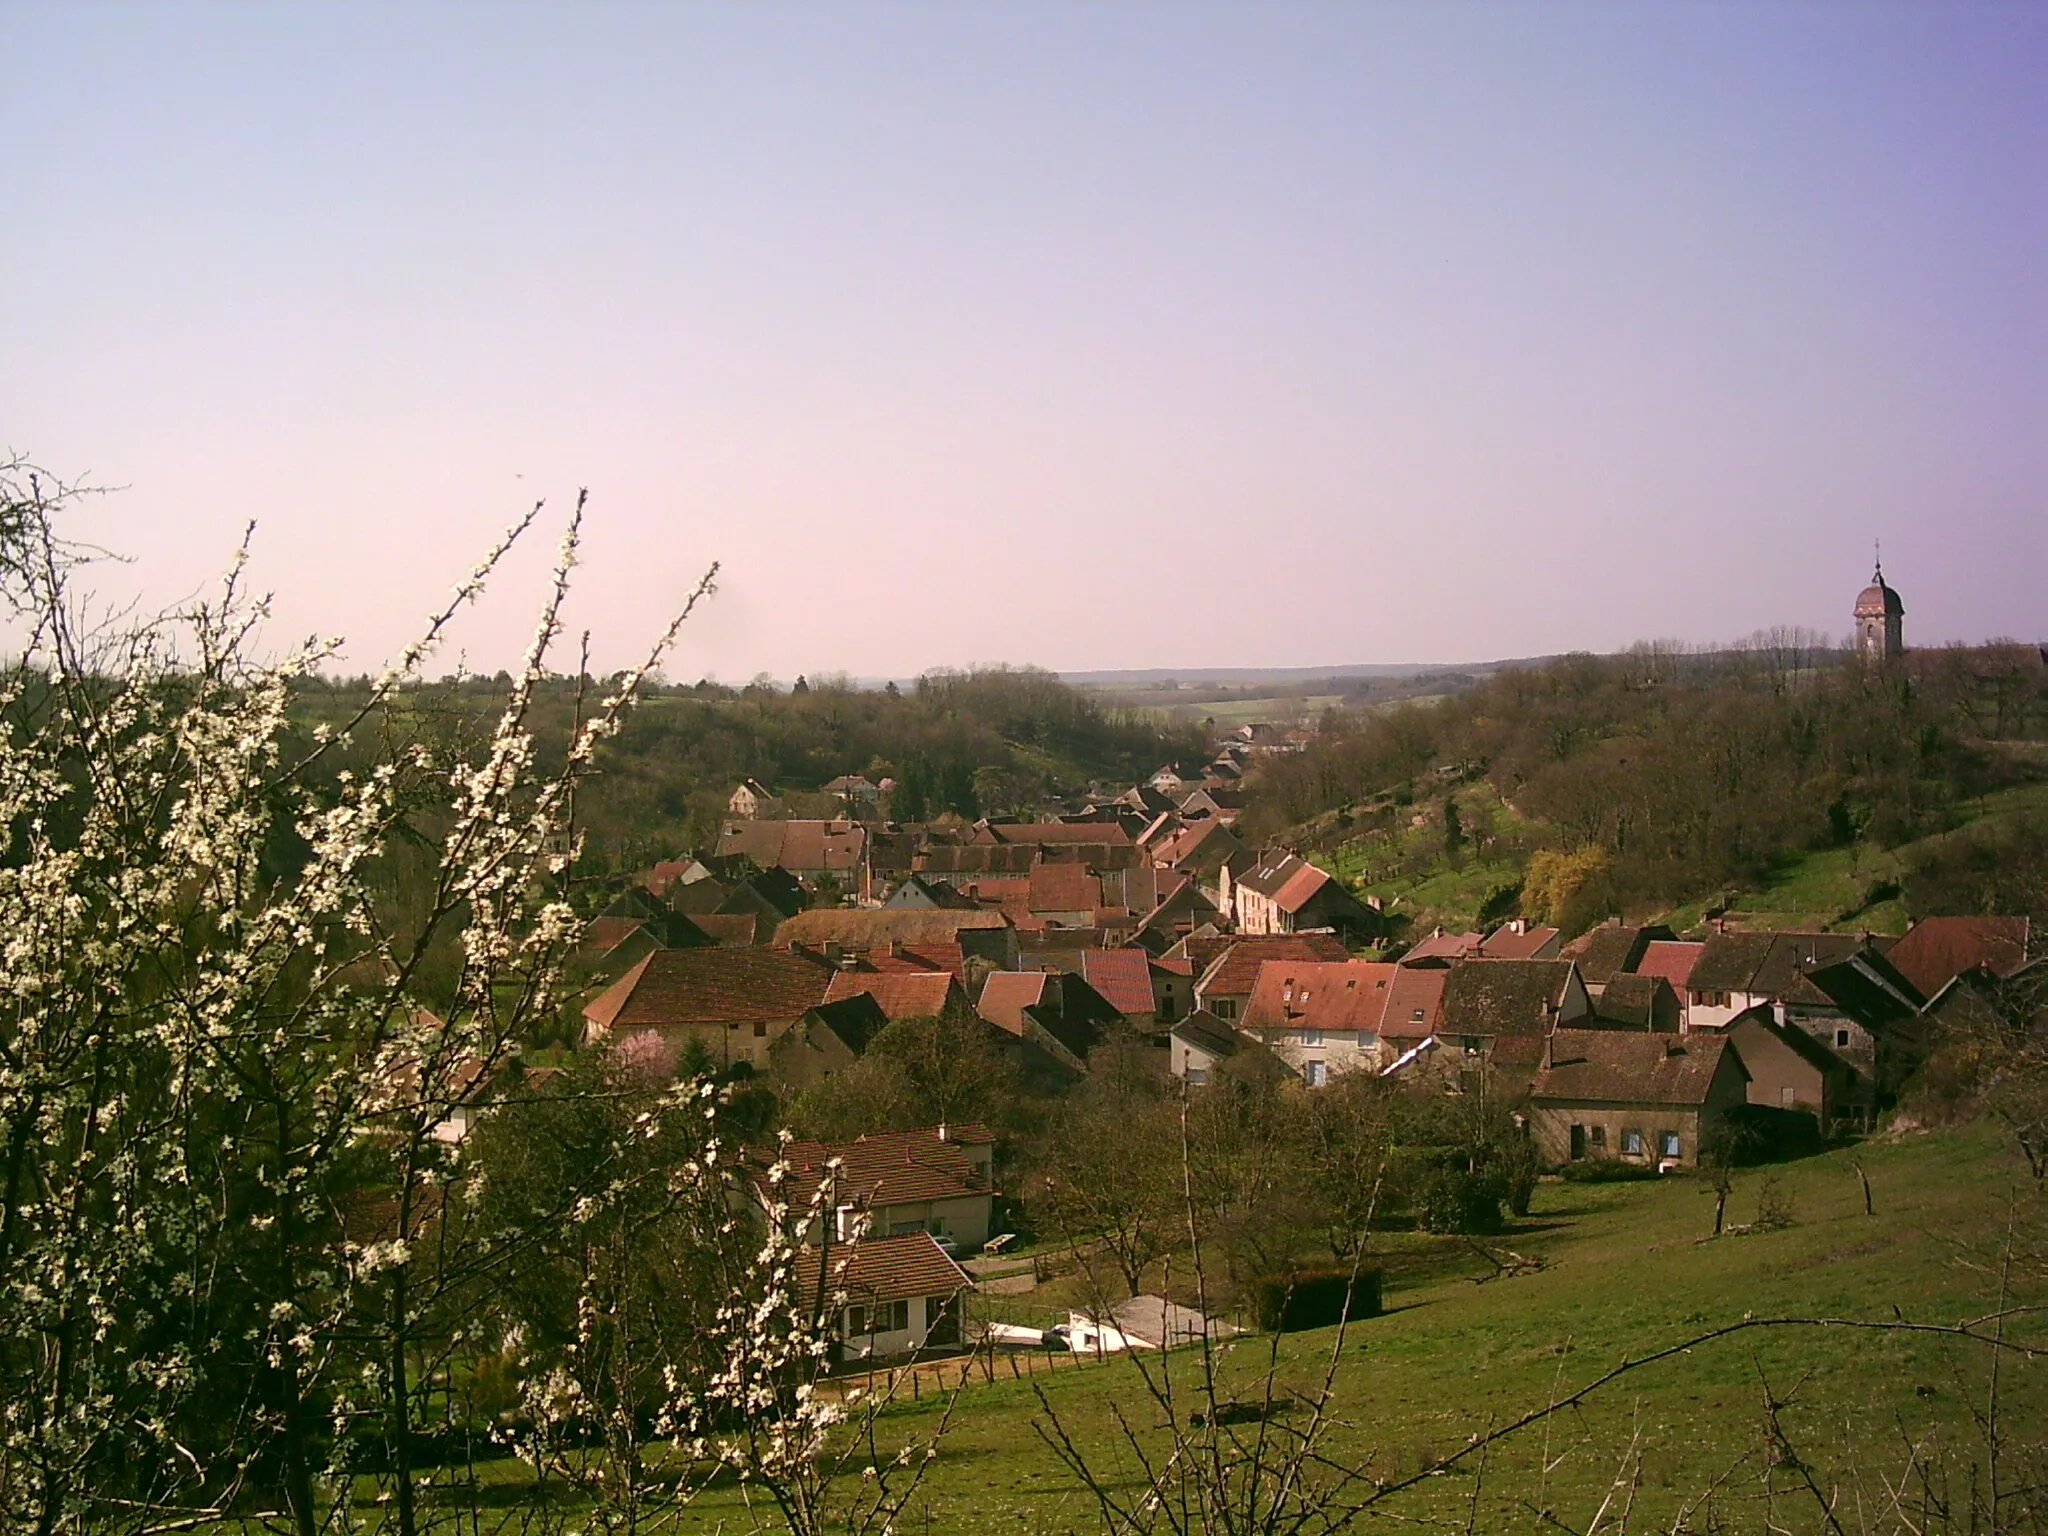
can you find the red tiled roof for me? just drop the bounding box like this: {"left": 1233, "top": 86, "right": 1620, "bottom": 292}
{"left": 1081, "top": 949, "right": 1157, "bottom": 1016}
{"left": 1478, "top": 924, "right": 1560, "bottom": 959}
{"left": 1381, "top": 965, "right": 1448, "bottom": 1039}
{"left": 866, "top": 942, "right": 970, "bottom": 980}
{"left": 1029, "top": 862, "right": 1102, "bottom": 915}
{"left": 802, "top": 1231, "right": 974, "bottom": 1308}
{"left": 824, "top": 970, "right": 960, "bottom": 1021}
{"left": 1636, "top": 940, "right": 1705, "bottom": 989}
{"left": 583, "top": 947, "right": 835, "bottom": 1034}
{"left": 1242, "top": 960, "right": 1398, "bottom": 1035}
{"left": 1272, "top": 861, "right": 1331, "bottom": 913}
{"left": 976, "top": 971, "right": 1052, "bottom": 1034}
{"left": 581, "top": 915, "right": 644, "bottom": 956}
{"left": 777, "top": 1124, "right": 997, "bottom": 1211}
{"left": 1403, "top": 930, "right": 1483, "bottom": 964}
{"left": 1197, "top": 934, "right": 1351, "bottom": 1000}
{"left": 1884, "top": 917, "right": 2030, "bottom": 998}
{"left": 716, "top": 819, "right": 867, "bottom": 873}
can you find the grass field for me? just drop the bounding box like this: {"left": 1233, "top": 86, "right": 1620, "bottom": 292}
{"left": 391, "top": 1123, "right": 2046, "bottom": 1533}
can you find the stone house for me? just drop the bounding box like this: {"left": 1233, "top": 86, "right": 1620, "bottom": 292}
{"left": 1726, "top": 1009, "right": 1856, "bottom": 1134}
{"left": 1528, "top": 1030, "right": 1750, "bottom": 1168}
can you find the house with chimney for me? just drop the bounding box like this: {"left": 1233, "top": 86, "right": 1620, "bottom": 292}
{"left": 1238, "top": 959, "right": 1400, "bottom": 1085}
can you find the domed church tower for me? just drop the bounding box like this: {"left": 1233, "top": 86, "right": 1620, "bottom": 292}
{"left": 1853, "top": 554, "right": 1904, "bottom": 662}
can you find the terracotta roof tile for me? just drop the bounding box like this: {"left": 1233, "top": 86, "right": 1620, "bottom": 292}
{"left": 777, "top": 1123, "right": 997, "bottom": 1212}
{"left": 1381, "top": 966, "right": 1448, "bottom": 1039}
{"left": 583, "top": 947, "right": 836, "bottom": 1034}
{"left": 803, "top": 1231, "right": 974, "bottom": 1308}
{"left": 1636, "top": 940, "right": 1704, "bottom": 989}
{"left": 1081, "top": 949, "right": 1158, "bottom": 1016}
{"left": 823, "top": 971, "right": 961, "bottom": 1021}
{"left": 1242, "top": 961, "right": 1398, "bottom": 1035}
{"left": 1197, "top": 934, "right": 1351, "bottom": 1000}
{"left": 976, "top": 971, "right": 1052, "bottom": 1034}
{"left": 1884, "top": 917, "right": 2030, "bottom": 998}
{"left": 1478, "top": 924, "right": 1560, "bottom": 959}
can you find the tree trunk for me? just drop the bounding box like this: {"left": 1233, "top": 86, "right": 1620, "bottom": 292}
{"left": 390, "top": 1263, "right": 417, "bottom": 1536}
{"left": 274, "top": 1104, "right": 317, "bottom": 1536}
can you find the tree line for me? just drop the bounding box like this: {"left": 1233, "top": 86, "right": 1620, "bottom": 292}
{"left": 1245, "top": 633, "right": 2048, "bottom": 923}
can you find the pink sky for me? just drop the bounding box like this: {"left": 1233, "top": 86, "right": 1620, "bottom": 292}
{"left": 4, "top": 4, "right": 2043, "bottom": 680}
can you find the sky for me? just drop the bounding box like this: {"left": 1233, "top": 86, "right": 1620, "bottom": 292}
{"left": 3, "top": 2, "right": 2044, "bottom": 682}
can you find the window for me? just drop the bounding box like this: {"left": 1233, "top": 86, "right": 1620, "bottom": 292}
{"left": 1621, "top": 1129, "right": 1644, "bottom": 1156}
{"left": 1300, "top": 1027, "right": 1323, "bottom": 1047}
{"left": 889, "top": 1220, "right": 923, "bottom": 1236}
{"left": 1303, "top": 1061, "right": 1327, "bottom": 1087}
{"left": 1462, "top": 1035, "right": 1484, "bottom": 1056}
{"left": 1410, "top": 1008, "right": 1427, "bottom": 1023}
{"left": 1590, "top": 1125, "right": 1607, "bottom": 1149}
{"left": 1780, "top": 1086, "right": 1797, "bottom": 1107}
{"left": 1660, "top": 1131, "right": 1682, "bottom": 1159}
{"left": 1835, "top": 1029, "right": 1851, "bottom": 1048}
{"left": 1357, "top": 1031, "right": 1378, "bottom": 1049}
{"left": 1186, "top": 1067, "right": 1208, "bottom": 1086}
{"left": 1214, "top": 999, "right": 1237, "bottom": 1020}
{"left": 848, "top": 1300, "right": 909, "bottom": 1336}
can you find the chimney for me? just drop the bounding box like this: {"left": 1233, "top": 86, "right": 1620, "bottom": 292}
{"left": 1543, "top": 1025, "right": 1555, "bottom": 1071}
{"left": 824, "top": 941, "right": 842, "bottom": 965}
{"left": 937, "top": 1121, "right": 950, "bottom": 1143}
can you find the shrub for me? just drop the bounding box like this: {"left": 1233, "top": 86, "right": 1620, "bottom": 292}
{"left": 1250, "top": 1267, "right": 1385, "bottom": 1333}
{"left": 1417, "top": 1167, "right": 1505, "bottom": 1234}
{"left": 1559, "top": 1159, "right": 1661, "bottom": 1184}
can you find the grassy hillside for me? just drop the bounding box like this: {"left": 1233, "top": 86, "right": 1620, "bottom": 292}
{"left": 1309, "top": 779, "right": 2048, "bottom": 939}
{"left": 1251, "top": 643, "right": 2048, "bottom": 935}
{"left": 433, "top": 1125, "right": 2045, "bottom": 1533}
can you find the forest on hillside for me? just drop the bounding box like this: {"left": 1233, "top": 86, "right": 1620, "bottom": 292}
{"left": 1243, "top": 636, "right": 2048, "bottom": 929}
{"left": 289, "top": 666, "right": 1204, "bottom": 873}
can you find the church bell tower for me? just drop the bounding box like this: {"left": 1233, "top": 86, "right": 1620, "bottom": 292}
{"left": 1853, "top": 552, "right": 1904, "bottom": 662}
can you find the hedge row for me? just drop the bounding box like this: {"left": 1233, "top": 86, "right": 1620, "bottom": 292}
{"left": 1250, "top": 1267, "right": 1384, "bottom": 1333}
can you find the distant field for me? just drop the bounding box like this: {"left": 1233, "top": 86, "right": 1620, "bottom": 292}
{"left": 1106, "top": 692, "right": 1348, "bottom": 727}
{"left": 396, "top": 1124, "right": 2045, "bottom": 1533}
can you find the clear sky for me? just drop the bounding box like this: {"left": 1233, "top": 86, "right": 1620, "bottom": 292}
{"left": 4, "top": 2, "right": 2043, "bottom": 681}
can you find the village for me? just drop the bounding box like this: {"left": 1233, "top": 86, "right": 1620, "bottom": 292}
{"left": 528, "top": 571, "right": 2042, "bottom": 1367}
